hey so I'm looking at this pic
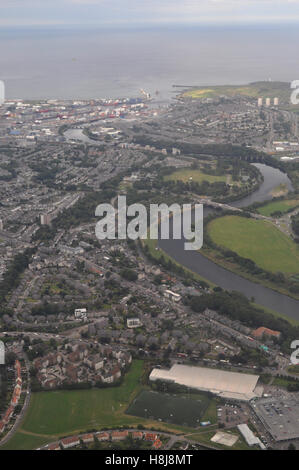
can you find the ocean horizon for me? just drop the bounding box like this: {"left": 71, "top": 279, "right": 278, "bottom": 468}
{"left": 1, "top": 24, "right": 299, "bottom": 100}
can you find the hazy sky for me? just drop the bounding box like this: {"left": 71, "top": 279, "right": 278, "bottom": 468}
{"left": 1, "top": 0, "right": 299, "bottom": 26}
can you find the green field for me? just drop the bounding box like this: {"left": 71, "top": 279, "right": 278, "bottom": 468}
{"left": 188, "top": 428, "right": 254, "bottom": 450}
{"left": 208, "top": 215, "right": 299, "bottom": 274}
{"left": 184, "top": 86, "right": 261, "bottom": 99}
{"left": 272, "top": 377, "right": 297, "bottom": 388}
{"left": 287, "top": 365, "right": 299, "bottom": 375}
{"left": 1, "top": 359, "right": 221, "bottom": 451}
{"left": 182, "top": 81, "right": 291, "bottom": 103}
{"left": 1, "top": 360, "right": 146, "bottom": 450}
{"left": 22, "top": 364, "right": 144, "bottom": 436}
{"left": 257, "top": 199, "right": 299, "bottom": 217}
{"left": 3, "top": 360, "right": 218, "bottom": 451}
{"left": 164, "top": 168, "right": 227, "bottom": 184}
{"left": 126, "top": 390, "right": 216, "bottom": 427}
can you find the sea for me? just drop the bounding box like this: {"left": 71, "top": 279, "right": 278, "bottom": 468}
{"left": 1, "top": 24, "right": 299, "bottom": 101}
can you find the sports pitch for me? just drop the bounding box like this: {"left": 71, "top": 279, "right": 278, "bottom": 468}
{"left": 256, "top": 199, "right": 298, "bottom": 217}
{"left": 208, "top": 215, "right": 299, "bottom": 274}
{"left": 164, "top": 168, "right": 227, "bottom": 184}
{"left": 126, "top": 390, "right": 213, "bottom": 428}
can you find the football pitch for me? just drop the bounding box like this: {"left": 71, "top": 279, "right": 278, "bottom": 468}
{"left": 126, "top": 390, "right": 214, "bottom": 428}
{"left": 208, "top": 215, "right": 299, "bottom": 274}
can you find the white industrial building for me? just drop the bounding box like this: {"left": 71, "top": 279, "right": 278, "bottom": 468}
{"left": 163, "top": 290, "right": 181, "bottom": 302}
{"left": 237, "top": 424, "right": 265, "bottom": 449}
{"left": 127, "top": 318, "right": 142, "bottom": 329}
{"left": 74, "top": 308, "right": 87, "bottom": 319}
{"left": 149, "top": 364, "right": 263, "bottom": 401}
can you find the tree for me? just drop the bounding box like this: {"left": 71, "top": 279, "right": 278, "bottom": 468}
{"left": 120, "top": 269, "right": 138, "bottom": 282}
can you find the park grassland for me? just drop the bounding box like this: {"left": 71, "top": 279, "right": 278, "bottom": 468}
{"left": 187, "top": 428, "right": 253, "bottom": 451}
{"left": 23, "top": 360, "right": 145, "bottom": 436}
{"left": 208, "top": 215, "right": 299, "bottom": 274}
{"left": 182, "top": 82, "right": 292, "bottom": 102}
{"left": 256, "top": 199, "right": 299, "bottom": 217}
{"left": 2, "top": 360, "right": 146, "bottom": 450}
{"left": 126, "top": 390, "right": 217, "bottom": 428}
{"left": 184, "top": 85, "right": 261, "bottom": 100}
{"left": 1, "top": 360, "right": 219, "bottom": 451}
{"left": 164, "top": 168, "right": 227, "bottom": 184}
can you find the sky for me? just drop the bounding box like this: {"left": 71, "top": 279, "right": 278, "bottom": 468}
{"left": 1, "top": 0, "right": 299, "bottom": 27}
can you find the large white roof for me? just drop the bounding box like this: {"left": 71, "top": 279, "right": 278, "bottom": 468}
{"left": 150, "top": 364, "right": 261, "bottom": 401}
{"left": 237, "top": 424, "right": 262, "bottom": 446}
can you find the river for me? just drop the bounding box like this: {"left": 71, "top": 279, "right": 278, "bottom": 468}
{"left": 61, "top": 132, "right": 299, "bottom": 321}
{"left": 159, "top": 164, "right": 299, "bottom": 321}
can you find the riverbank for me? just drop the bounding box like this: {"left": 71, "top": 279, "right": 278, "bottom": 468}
{"left": 61, "top": 126, "right": 299, "bottom": 321}
{"left": 145, "top": 236, "right": 299, "bottom": 326}
{"left": 158, "top": 163, "right": 299, "bottom": 321}
{"left": 202, "top": 215, "right": 299, "bottom": 301}
{"left": 201, "top": 245, "right": 299, "bottom": 302}
{"left": 142, "top": 238, "right": 214, "bottom": 289}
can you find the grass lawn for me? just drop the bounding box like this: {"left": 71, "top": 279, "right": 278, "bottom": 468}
{"left": 287, "top": 365, "right": 299, "bottom": 375}
{"left": 184, "top": 86, "right": 261, "bottom": 100}
{"left": 256, "top": 199, "right": 298, "bottom": 217}
{"left": 187, "top": 428, "right": 254, "bottom": 450}
{"left": 272, "top": 377, "right": 295, "bottom": 388}
{"left": 182, "top": 82, "right": 291, "bottom": 102}
{"left": 22, "top": 361, "right": 144, "bottom": 435}
{"left": 2, "top": 360, "right": 214, "bottom": 450}
{"left": 208, "top": 215, "right": 299, "bottom": 274}
{"left": 1, "top": 360, "right": 145, "bottom": 450}
{"left": 126, "top": 390, "right": 217, "bottom": 428}
{"left": 164, "top": 168, "right": 227, "bottom": 184}
{"left": 0, "top": 432, "right": 52, "bottom": 451}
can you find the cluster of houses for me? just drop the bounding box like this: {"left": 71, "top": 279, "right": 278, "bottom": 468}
{"left": 119, "top": 142, "right": 181, "bottom": 156}
{"left": 0, "top": 97, "right": 158, "bottom": 145}
{"left": 33, "top": 343, "right": 132, "bottom": 389}
{"left": 0, "top": 360, "right": 22, "bottom": 435}
{"left": 41, "top": 430, "right": 162, "bottom": 450}
{"left": 193, "top": 105, "right": 270, "bottom": 144}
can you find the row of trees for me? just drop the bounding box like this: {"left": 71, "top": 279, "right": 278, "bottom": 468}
{"left": 187, "top": 289, "right": 299, "bottom": 354}
{"left": 0, "top": 248, "right": 36, "bottom": 314}
{"left": 204, "top": 212, "right": 299, "bottom": 295}
{"left": 142, "top": 242, "right": 209, "bottom": 290}
{"left": 292, "top": 213, "right": 299, "bottom": 239}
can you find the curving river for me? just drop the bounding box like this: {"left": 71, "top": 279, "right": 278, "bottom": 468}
{"left": 63, "top": 127, "right": 298, "bottom": 321}
{"left": 159, "top": 163, "right": 299, "bottom": 321}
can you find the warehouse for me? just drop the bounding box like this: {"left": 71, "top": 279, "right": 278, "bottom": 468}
{"left": 237, "top": 424, "right": 265, "bottom": 449}
{"left": 149, "top": 364, "right": 262, "bottom": 401}
{"left": 253, "top": 397, "right": 299, "bottom": 441}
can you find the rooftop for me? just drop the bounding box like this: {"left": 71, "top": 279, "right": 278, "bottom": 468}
{"left": 150, "top": 364, "right": 262, "bottom": 401}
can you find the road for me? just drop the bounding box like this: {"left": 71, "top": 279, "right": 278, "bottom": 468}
{"left": 37, "top": 427, "right": 219, "bottom": 451}
{"left": 0, "top": 354, "right": 31, "bottom": 448}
